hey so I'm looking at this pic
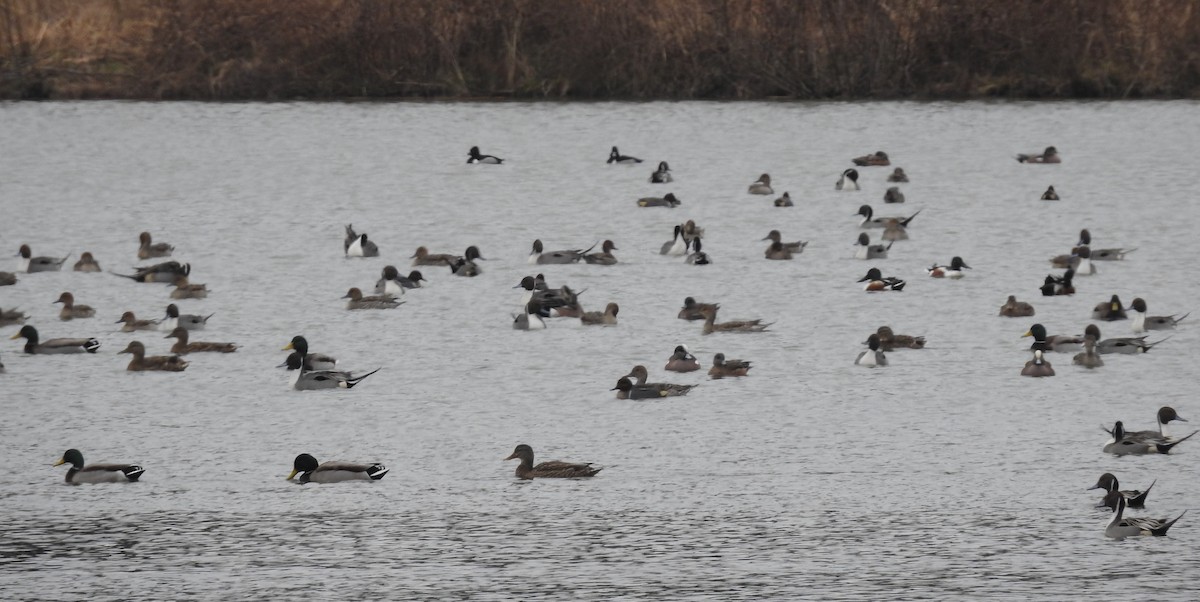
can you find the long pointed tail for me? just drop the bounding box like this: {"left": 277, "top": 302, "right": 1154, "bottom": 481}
{"left": 1156, "top": 430, "right": 1198, "bottom": 454}
{"left": 344, "top": 367, "right": 382, "bottom": 388}
{"left": 1153, "top": 509, "right": 1187, "bottom": 536}
{"left": 1130, "top": 480, "right": 1154, "bottom": 508}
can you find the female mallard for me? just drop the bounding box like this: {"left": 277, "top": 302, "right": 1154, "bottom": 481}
{"left": 1089, "top": 473, "right": 1152, "bottom": 509}
{"left": 287, "top": 453, "right": 388, "bottom": 483}
{"left": 137, "top": 231, "right": 174, "bottom": 259}
{"left": 999, "top": 296, "right": 1035, "bottom": 317}
{"left": 342, "top": 287, "right": 402, "bottom": 310}
{"left": 504, "top": 444, "right": 600, "bottom": 479}
{"left": 624, "top": 365, "right": 696, "bottom": 396}
{"left": 73, "top": 252, "right": 102, "bottom": 272}
{"left": 169, "top": 275, "right": 208, "bottom": 299}
{"left": 709, "top": 352, "right": 751, "bottom": 378}
{"left": 164, "top": 327, "right": 237, "bottom": 354}
{"left": 54, "top": 448, "right": 144, "bottom": 483}
{"left": 120, "top": 341, "right": 188, "bottom": 371}
{"left": 116, "top": 311, "right": 160, "bottom": 332}
{"left": 580, "top": 302, "right": 618, "bottom": 325}
{"left": 283, "top": 337, "right": 336, "bottom": 371}
{"left": 699, "top": 306, "right": 770, "bottom": 334}
{"left": 54, "top": 292, "right": 96, "bottom": 321}
{"left": 665, "top": 345, "right": 700, "bottom": 373}
{"left": 10, "top": 325, "right": 99, "bottom": 354}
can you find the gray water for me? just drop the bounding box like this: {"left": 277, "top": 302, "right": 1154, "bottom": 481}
{"left": 2, "top": 101, "right": 1199, "bottom": 600}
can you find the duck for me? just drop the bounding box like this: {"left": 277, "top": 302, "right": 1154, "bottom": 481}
{"left": 1104, "top": 421, "right": 1196, "bottom": 455}
{"left": 0, "top": 307, "right": 29, "bottom": 327}
{"left": 583, "top": 240, "right": 619, "bottom": 265}
{"left": 678, "top": 297, "right": 718, "bottom": 321}
{"left": 637, "top": 192, "right": 682, "bottom": 208}
{"left": 137, "top": 231, "right": 174, "bottom": 259}
{"left": 113, "top": 260, "right": 189, "bottom": 283}
{"left": 607, "top": 146, "right": 642, "bottom": 164}
{"left": 169, "top": 275, "right": 208, "bottom": 299}
{"left": 410, "top": 246, "right": 457, "bottom": 267}
{"left": 1072, "top": 335, "right": 1104, "bottom": 368}
{"left": 764, "top": 241, "right": 793, "bottom": 261}
{"left": 0, "top": 271, "right": 15, "bottom": 286}
{"left": 685, "top": 238, "right": 710, "bottom": 265}
{"left": 709, "top": 352, "right": 752, "bottom": 377}
{"left": 278, "top": 352, "right": 378, "bottom": 390}
{"left": 1047, "top": 268, "right": 1075, "bottom": 296}
{"left": 854, "top": 233, "right": 891, "bottom": 260}
{"left": 855, "top": 205, "right": 920, "bottom": 229}
{"left": 999, "top": 295, "right": 1035, "bottom": 317}
{"left": 1118, "top": 406, "right": 1194, "bottom": 442}
{"left": 449, "top": 246, "right": 485, "bottom": 277}
{"left": 580, "top": 302, "right": 619, "bottom": 325}
{"left": 1021, "top": 349, "right": 1055, "bottom": 376}
{"left": 10, "top": 325, "right": 99, "bottom": 354}
{"left": 927, "top": 256, "right": 970, "bottom": 279}
{"left": 163, "top": 304, "right": 212, "bottom": 331}
{"left": 504, "top": 444, "right": 600, "bottom": 479}
{"left": 659, "top": 225, "right": 688, "bottom": 256}
{"left": 883, "top": 186, "right": 905, "bottom": 204}
{"left": 512, "top": 301, "right": 547, "bottom": 331}
{"left": 650, "top": 161, "right": 672, "bottom": 183}
{"left": 852, "top": 151, "right": 890, "bottom": 166}
{"left": 342, "top": 287, "right": 402, "bottom": 310}
{"left": 119, "top": 340, "right": 188, "bottom": 371}
{"left": 1102, "top": 490, "right": 1185, "bottom": 540}
{"left": 1130, "top": 298, "right": 1188, "bottom": 333}
{"left": 682, "top": 220, "right": 705, "bottom": 242}
{"left": 1092, "top": 295, "right": 1127, "bottom": 321}
{"left": 881, "top": 221, "right": 910, "bottom": 242}
{"left": 116, "top": 311, "right": 160, "bottom": 332}
{"left": 699, "top": 305, "right": 770, "bottom": 334}
{"left": 164, "top": 327, "right": 237, "bottom": 354}
{"left": 287, "top": 453, "right": 388, "bottom": 483}
{"left": 874, "top": 326, "right": 925, "bottom": 350}
{"left": 73, "top": 252, "right": 101, "bottom": 272}
{"left": 54, "top": 449, "right": 144, "bottom": 484}
{"left": 748, "top": 173, "right": 773, "bottom": 195}
{"left": 54, "top": 292, "right": 95, "bottom": 320}
{"left": 763, "top": 230, "right": 807, "bottom": 254}
{"left": 774, "top": 192, "right": 794, "bottom": 207}
{"left": 17, "top": 244, "right": 68, "bottom": 273}
{"left": 887, "top": 167, "right": 908, "bottom": 182}
{"left": 624, "top": 365, "right": 697, "bottom": 395}
{"left": 1090, "top": 473, "right": 1153, "bottom": 509}
{"left": 529, "top": 239, "right": 592, "bottom": 265}
{"left": 856, "top": 334, "right": 888, "bottom": 367}
{"left": 1076, "top": 229, "right": 1135, "bottom": 261}
{"left": 665, "top": 345, "right": 700, "bottom": 373}
{"left": 1039, "top": 275, "right": 1058, "bottom": 297}
{"left": 513, "top": 275, "right": 577, "bottom": 311}
{"left": 1084, "top": 324, "right": 1164, "bottom": 354}
{"left": 344, "top": 225, "right": 380, "bottom": 258}
{"left": 467, "top": 146, "right": 503, "bottom": 164}
{"left": 1021, "top": 323, "right": 1083, "bottom": 353}
{"left": 858, "top": 268, "right": 905, "bottom": 292}
{"left": 281, "top": 336, "right": 337, "bottom": 371}
{"left": 1067, "top": 247, "right": 1096, "bottom": 275}
{"left": 375, "top": 266, "right": 424, "bottom": 296}
{"left": 1040, "top": 186, "right": 1060, "bottom": 200}
{"left": 835, "top": 168, "right": 860, "bottom": 191}
{"left": 1016, "top": 146, "right": 1060, "bottom": 164}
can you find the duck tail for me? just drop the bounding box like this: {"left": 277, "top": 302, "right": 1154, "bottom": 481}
{"left": 109, "top": 271, "right": 141, "bottom": 281}
{"left": 1155, "top": 430, "right": 1198, "bottom": 454}
{"left": 1129, "top": 480, "right": 1154, "bottom": 508}
{"left": 343, "top": 367, "right": 381, "bottom": 388}
{"left": 1173, "top": 312, "right": 1190, "bottom": 324}
{"left": 1144, "top": 335, "right": 1172, "bottom": 352}
{"left": 1153, "top": 509, "right": 1186, "bottom": 536}
{"left": 900, "top": 209, "right": 922, "bottom": 227}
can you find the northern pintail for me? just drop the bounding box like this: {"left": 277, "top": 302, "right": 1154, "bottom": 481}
{"left": 699, "top": 306, "right": 770, "bottom": 334}
{"left": 660, "top": 225, "right": 688, "bottom": 256}
{"left": 344, "top": 225, "right": 380, "bottom": 258}
{"left": 467, "top": 146, "right": 503, "bottom": 164}
{"left": 665, "top": 345, "right": 700, "bottom": 372}
{"left": 580, "top": 302, "right": 619, "bottom": 325}
{"left": 875, "top": 326, "right": 924, "bottom": 350}
{"left": 1021, "top": 349, "right": 1055, "bottom": 376}
{"left": 54, "top": 449, "right": 144, "bottom": 484}
{"left": 54, "top": 292, "right": 95, "bottom": 320}
{"left": 529, "top": 239, "right": 593, "bottom": 265}
{"left": 611, "top": 376, "right": 693, "bottom": 400}
{"left": 887, "top": 167, "right": 908, "bottom": 182}
{"left": 625, "top": 365, "right": 696, "bottom": 394}
{"left": 449, "top": 246, "right": 485, "bottom": 277}
{"left": 342, "top": 287, "right": 402, "bottom": 310}
{"left": 10, "top": 325, "right": 99, "bottom": 354}
{"left": 288, "top": 453, "right": 388, "bottom": 483}
{"left": 165, "top": 327, "right": 237, "bottom": 354}
{"left": 169, "top": 275, "right": 208, "bottom": 299}
{"left": 137, "top": 231, "right": 173, "bottom": 259}
{"left": 279, "top": 345, "right": 377, "bottom": 390}
{"left": 1072, "top": 335, "right": 1103, "bottom": 368}
{"left": 608, "top": 146, "right": 642, "bottom": 164}
{"left": 854, "top": 233, "right": 891, "bottom": 260}
{"left": 114, "top": 260, "right": 189, "bottom": 283}
{"left": 411, "top": 246, "right": 457, "bottom": 267}
{"left": 883, "top": 186, "right": 905, "bottom": 204}
{"left": 119, "top": 341, "right": 188, "bottom": 372}
{"left": 0, "top": 307, "right": 29, "bottom": 327}
{"left": 163, "top": 304, "right": 212, "bottom": 331}
{"left": 1089, "top": 473, "right": 1152, "bottom": 509}
{"left": 1040, "top": 186, "right": 1060, "bottom": 200}
{"left": 1101, "top": 490, "right": 1184, "bottom": 539}
{"left": 1076, "top": 229, "right": 1135, "bottom": 260}
{"left": 709, "top": 352, "right": 752, "bottom": 378}
{"left": 855, "top": 205, "right": 920, "bottom": 229}
{"left": 512, "top": 301, "right": 547, "bottom": 330}
{"left": 852, "top": 151, "right": 890, "bottom": 166}
{"left": 763, "top": 230, "right": 807, "bottom": 254}
{"left": 678, "top": 297, "right": 718, "bottom": 321}
{"left": 1016, "top": 146, "right": 1061, "bottom": 164}
{"left": 1118, "top": 406, "right": 1193, "bottom": 442}
{"left": 748, "top": 173, "right": 774, "bottom": 195}
{"left": 513, "top": 275, "right": 577, "bottom": 313}
{"left": 1130, "top": 298, "right": 1188, "bottom": 333}
{"left": 858, "top": 268, "right": 905, "bottom": 291}
{"left": 1092, "top": 296, "right": 1128, "bottom": 321}
{"left": 637, "top": 192, "right": 682, "bottom": 208}
{"left": 684, "top": 238, "right": 711, "bottom": 265}
{"left": 927, "top": 256, "right": 970, "bottom": 279}
{"left": 375, "top": 266, "right": 424, "bottom": 295}
{"left": 774, "top": 192, "right": 793, "bottom": 207}
{"left": 855, "top": 335, "right": 888, "bottom": 367}
{"left": 583, "top": 240, "right": 619, "bottom": 265}
{"left": 1021, "top": 323, "right": 1083, "bottom": 353}
{"left": 836, "top": 168, "right": 860, "bottom": 191}
{"left": 116, "top": 311, "right": 160, "bottom": 332}
{"left": 999, "top": 295, "right": 1035, "bottom": 317}
{"left": 17, "top": 244, "right": 68, "bottom": 273}
{"left": 650, "top": 161, "right": 672, "bottom": 183}
{"left": 73, "top": 252, "right": 101, "bottom": 272}
{"left": 764, "top": 241, "right": 793, "bottom": 260}
{"left": 504, "top": 444, "right": 600, "bottom": 479}
{"left": 281, "top": 336, "right": 337, "bottom": 371}
{"left": 1103, "top": 421, "right": 1196, "bottom": 455}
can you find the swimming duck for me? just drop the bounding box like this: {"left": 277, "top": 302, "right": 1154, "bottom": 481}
{"left": 529, "top": 239, "right": 592, "bottom": 265}
{"left": 375, "top": 265, "right": 424, "bottom": 295}
{"left": 583, "top": 240, "right": 619, "bottom": 265}
{"left": 624, "top": 365, "right": 696, "bottom": 395}
{"left": 699, "top": 306, "right": 770, "bottom": 334}
{"left": 774, "top": 192, "right": 794, "bottom": 207}
{"left": 709, "top": 352, "right": 752, "bottom": 377}
{"left": 763, "top": 230, "right": 807, "bottom": 254}
{"left": 504, "top": 444, "right": 600, "bottom": 478}
{"left": 999, "top": 295, "right": 1036, "bottom": 317}
{"left": 1040, "top": 186, "right": 1059, "bottom": 200}
{"left": 169, "top": 275, "right": 208, "bottom": 299}
{"left": 113, "top": 260, "right": 189, "bottom": 283}
{"left": 467, "top": 146, "right": 503, "bottom": 164}
{"left": 659, "top": 225, "right": 688, "bottom": 256}
{"left": 1072, "top": 335, "right": 1104, "bottom": 368}
{"left": 665, "top": 345, "right": 700, "bottom": 373}
{"left": 342, "top": 287, "right": 402, "bottom": 310}
{"left": 73, "top": 252, "right": 101, "bottom": 272}
{"left": 0, "top": 271, "right": 15, "bottom": 286}
{"left": 1101, "top": 490, "right": 1184, "bottom": 540}
{"left": 1130, "top": 298, "right": 1187, "bottom": 333}
{"left": 1021, "top": 323, "right": 1083, "bottom": 353}
{"left": 54, "top": 449, "right": 144, "bottom": 484}
{"left": 685, "top": 238, "right": 710, "bottom": 265}
{"left": 856, "top": 334, "right": 888, "bottom": 367}
{"left": 1021, "top": 349, "right": 1055, "bottom": 376}
{"left": 410, "top": 246, "right": 457, "bottom": 267}
{"left": 1016, "top": 146, "right": 1060, "bottom": 164}
{"left": 1089, "top": 473, "right": 1152, "bottom": 509}
{"left": 764, "top": 241, "right": 793, "bottom": 261}
{"left": 54, "top": 292, "right": 95, "bottom": 320}
{"left": 344, "top": 225, "right": 380, "bottom": 258}
{"left": 927, "top": 256, "right": 970, "bottom": 279}
{"left": 163, "top": 304, "right": 212, "bottom": 331}
{"left": 678, "top": 297, "right": 718, "bottom": 321}
{"left": 0, "top": 307, "right": 29, "bottom": 327}
{"left": 580, "top": 302, "right": 619, "bottom": 325}
{"left": 119, "top": 340, "right": 188, "bottom": 372}
{"left": 855, "top": 205, "right": 920, "bottom": 229}
{"left": 164, "top": 327, "right": 237, "bottom": 354}
{"left": 1076, "top": 229, "right": 1135, "bottom": 260}
{"left": 611, "top": 376, "right": 675, "bottom": 399}
{"left": 852, "top": 151, "right": 890, "bottom": 166}
{"left": 650, "top": 161, "right": 672, "bottom": 183}
{"left": 1083, "top": 324, "right": 1165, "bottom": 354}
{"left": 449, "top": 246, "right": 485, "bottom": 277}
{"left": 881, "top": 221, "right": 910, "bottom": 242}
{"left": 137, "top": 232, "right": 174, "bottom": 259}
{"left": 607, "top": 146, "right": 642, "bottom": 164}
{"left": 836, "top": 168, "right": 860, "bottom": 191}
{"left": 287, "top": 453, "right": 388, "bottom": 483}
{"left": 858, "top": 268, "right": 905, "bottom": 292}
{"left": 883, "top": 187, "right": 905, "bottom": 204}
{"left": 748, "top": 173, "right": 774, "bottom": 195}
{"left": 637, "top": 193, "right": 682, "bottom": 208}
{"left": 10, "top": 325, "right": 99, "bottom": 354}
{"left": 1104, "top": 421, "right": 1196, "bottom": 455}
{"left": 116, "top": 311, "right": 160, "bottom": 332}
{"left": 887, "top": 168, "right": 908, "bottom": 182}
{"left": 1118, "top": 406, "right": 1194, "bottom": 442}
{"left": 874, "top": 326, "right": 925, "bottom": 350}
{"left": 278, "top": 353, "right": 378, "bottom": 390}
{"left": 17, "top": 244, "right": 68, "bottom": 273}
{"left": 1065, "top": 247, "right": 1096, "bottom": 275}
{"left": 281, "top": 336, "right": 337, "bottom": 371}
{"left": 1092, "top": 295, "right": 1127, "bottom": 321}
{"left": 1039, "top": 275, "right": 1058, "bottom": 297}
{"left": 854, "top": 233, "right": 891, "bottom": 260}
{"left": 1045, "top": 268, "right": 1075, "bottom": 296}
{"left": 513, "top": 275, "right": 576, "bottom": 312}
{"left": 682, "top": 220, "right": 704, "bottom": 241}
{"left": 512, "top": 301, "right": 547, "bottom": 330}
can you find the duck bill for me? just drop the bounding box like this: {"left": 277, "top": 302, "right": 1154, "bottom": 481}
{"left": 1086, "top": 484, "right": 1101, "bottom": 490}
{"left": 9, "top": 332, "right": 21, "bottom": 340}
{"left": 503, "top": 452, "right": 518, "bottom": 461}
{"left": 286, "top": 469, "right": 299, "bottom": 480}
{"left": 53, "top": 458, "right": 66, "bottom": 467}
{"left": 1021, "top": 330, "right": 1032, "bottom": 338}
{"left": 282, "top": 342, "right": 295, "bottom": 351}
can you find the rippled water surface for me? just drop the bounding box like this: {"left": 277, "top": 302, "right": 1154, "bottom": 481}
{"left": 2, "top": 101, "right": 1200, "bottom": 600}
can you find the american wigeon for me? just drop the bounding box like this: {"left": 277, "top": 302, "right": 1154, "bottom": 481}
{"left": 709, "top": 352, "right": 751, "bottom": 377}
{"left": 678, "top": 297, "right": 718, "bottom": 321}
{"left": 664, "top": 345, "right": 700, "bottom": 372}
{"left": 1020, "top": 349, "right": 1055, "bottom": 377}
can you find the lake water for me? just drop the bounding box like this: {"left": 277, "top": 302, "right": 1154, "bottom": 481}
{"left": 2, "top": 100, "right": 1199, "bottom": 600}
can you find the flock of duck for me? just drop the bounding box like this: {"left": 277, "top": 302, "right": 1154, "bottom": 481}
{"left": 3, "top": 142, "right": 1194, "bottom": 540}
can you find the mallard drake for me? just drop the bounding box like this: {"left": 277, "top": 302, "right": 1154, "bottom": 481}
{"left": 1084, "top": 324, "right": 1166, "bottom": 354}
{"left": 1089, "top": 473, "right": 1153, "bottom": 509}
{"left": 278, "top": 352, "right": 379, "bottom": 390}
{"left": 650, "top": 161, "right": 672, "bottom": 183}
{"left": 17, "top": 244, "right": 68, "bottom": 273}
{"left": 54, "top": 449, "right": 143, "bottom": 484}
{"left": 163, "top": 303, "right": 212, "bottom": 331}
{"left": 529, "top": 239, "right": 593, "bottom": 265}
{"left": 0, "top": 307, "right": 28, "bottom": 327}
{"left": 119, "top": 341, "right": 188, "bottom": 371}
{"left": 852, "top": 151, "right": 890, "bottom": 166}
{"left": 874, "top": 326, "right": 924, "bottom": 350}
{"left": 1130, "top": 298, "right": 1188, "bottom": 333}
{"left": 858, "top": 268, "right": 905, "bottom": 292}
{"left": 887, "top": 167, "right": 908, "bottom": 182}
{"left": 343, "top": 224, "right": 380, "bottom": 258}
{"left": 1072, "top": 335, "right": 1103, "bottom": 368}
{"left": 699, "top": 306, "right": 770, "bottom": 334}
{"left": 709, "top": 352, "right": 751, "bottom": 378}
{"left": 678, "top": 297, "right": 718, "bottom": 321}
{"left": 287, "top": 453, "right": 388, "bottom": 483}
{"left": 1021, "top": 349, "right": 1055, "bottom": 377}
{"left": 0, "top": 271, "right": 16, "bottom": 286}
{"left": 665, "top": 345, "right": 700, "bottom": 372}
{"left": 1016, "top": 146, "right": 1060, "bottom": 164}
{"left": 281, "top": 336, "right": 337, "bottom": 371}
{"left": 836, "top": 168, "right": 860, "bottom": 191}
{"left": 1102, "top": 490, "right": 1184, "bottom": 540}
{"left": 73, "top": 252, "right": 101, "bottom": 272}
{"left": 580, "top": 302, "right": 618, "bottom": 325}
{"left": 342, "top": 287, "right": 402, "bottom": 310}
{"left": 763, "top": 230, "right": 807, "bottom": 254}
{"left": 748, "top": 173, "right": 773, "bottom": 195}
{"left": 467, "top": 146, "right": 503, "bottom": 164}
{"left": 999, "top": 296, "right": 1035, "bottom": 317}
{"left": 1021, "top": 323, "right": 1082, "bottom": 353}
{"left": 1040, "top": 186, "right": 1060, "bottom": 200}
{"left": 774, "top": 192, "right": 793, "bottom": 207}
{"left": 856, "top": 335, "right": 888, "bottom": 367}
{"left": 10, "top": 325, "right": 99, "bottom": 354}
{"left": 165, "top": 327, "right": 237, "bottom": 354}
{"left": 927, "top": 257, "right": 970, "bottom": 279}
{"left": 637, "top": 193, "right": 682, "bottom": 208}
{"left": 583, "top": 240, "right": 619, "bottom": 265}
{"left": 116, "top": 311, "right": 160, "bottom": 332}
{"left": 504, "top": 444, "right": 600, "bottom": 479}
{"left": 54, "top": 292, "right": 95, "bottom": 321}
{"left": 410, "top": 246, "right": 457, "bottom": 267}
{"left": 113, "top": 260, "right": 189, "bottom": 283}
{"left": 137, "top": 231, "right": 174, "bottom": 259}
{"left": 883, "top": 186, "right": 905, "bottom": 204}
{"left": 607, "top": 146, "right": 642, "bottom": 164}
{"left": 625, "top": 365, "right": 697, "bottom": 395}
{"left": 854, "top": 233, "right": 891, "bottom": 260}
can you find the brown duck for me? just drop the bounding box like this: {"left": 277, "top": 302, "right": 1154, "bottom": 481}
{"left": 678, "top": 297, "right": 718, "bottom": 321}
{"left": 999, "top": 296, "right": 1036, "bottom": 317}
{"left": 73, "top": 252, "right": 102, "bottom": 273}
{"left": 137, "top": 231, "right": 174, "bottom": 259}
{"left": 875, "top": 326, "right": 925, "bottom": 350}
{"left": 170, "top": 275, "right": 208, "bottom": 299}
{"left": 165, "top": 327, "right": 237, "bottom": 354}
{"left": 699, "top": 306, "right": 771, "bottom": 334}
{"left": 54, "top": 292, "right": 95, "bottom": 321}
{"left": 580, "top": 302, "right": 619, "bottom": 325}
{"left": 119, "top": 341, "right": 189, "bottom": 372}
{"left": 116, "top": 311, "right": 160, "bottom": 332}
{"left": 708, "top": 353, "right": 752, "bottom": 378}
{"left": 504, "top": 444, "right": 601, "bottom": 479}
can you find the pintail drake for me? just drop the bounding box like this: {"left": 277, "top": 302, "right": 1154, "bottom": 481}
{"left": 1101, "top": 490, "right": 1184, "bottom": 540}
{"left": 1130, "top": 298, "right": 1187, "bottom": 333}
